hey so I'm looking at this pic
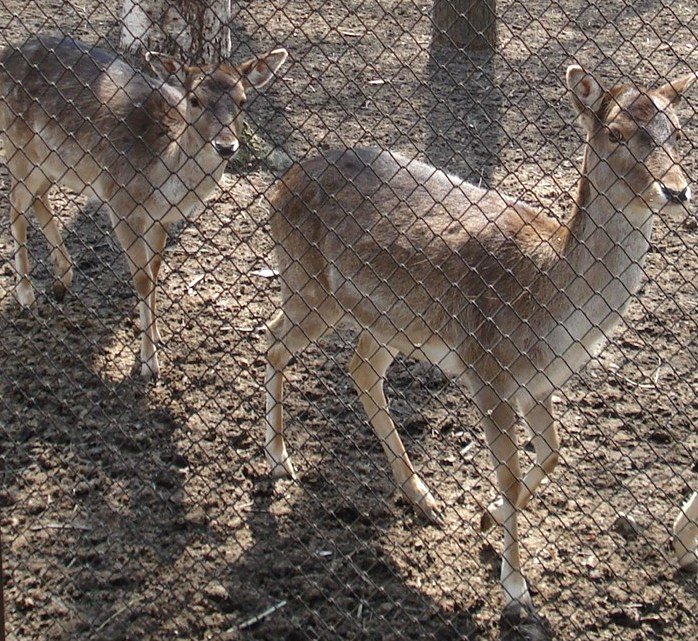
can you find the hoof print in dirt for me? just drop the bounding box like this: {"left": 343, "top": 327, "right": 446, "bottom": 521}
{"left": 499, "top": 602, "right": 553, "bottom": 641}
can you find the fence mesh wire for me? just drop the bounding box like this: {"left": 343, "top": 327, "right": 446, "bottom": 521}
{"left": 0, "top": 1, "right": 697, "bottom": 640}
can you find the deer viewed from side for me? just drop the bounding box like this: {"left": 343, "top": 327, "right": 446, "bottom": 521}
{"left": 264, "top": 65, "right": 695, "bottom": 609}
{"left": 0, "top": 35, "right": 287, "bottom": 380}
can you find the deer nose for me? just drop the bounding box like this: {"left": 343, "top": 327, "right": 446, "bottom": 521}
{"left": 213, "top": 139, "right": 240, "bottom": 159}
{"left": 661, "top": 184, "right": 691, "bottom": 204}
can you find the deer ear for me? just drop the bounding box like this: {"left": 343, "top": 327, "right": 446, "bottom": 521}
{"left": 239, "top": 48, "right": 288, "bottom": 90}
{"left": 567, "top": 65, "right": 606, "bottom": 117}
{"left": 146, "top": 51, "right": 187, "bottom": 86}
{"left": 656, "top": 72, "right": 698, "bottom": 105}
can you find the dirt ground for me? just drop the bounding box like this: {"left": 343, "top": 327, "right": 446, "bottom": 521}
{"left": 1, "top": 1, "right": 697, "bottom": 640}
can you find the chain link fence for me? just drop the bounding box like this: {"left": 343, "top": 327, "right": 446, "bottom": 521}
{"left": 0, "top": 1, "right": 697, "bottom": 640}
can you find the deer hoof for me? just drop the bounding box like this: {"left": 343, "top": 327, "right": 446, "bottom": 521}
{"left": 266, "top": 446, "right": 297, "bottom": 480}
{"left": 481, "top": 496, "right": 506, "bottom": 532}
{"left": 52, "top": 280, "right": 67, "bottom": 302}
{"left": 15, "top": 280, "right": 36, "bottom": 307}
{"left": 675, "top": 547, "right": 698, "bottom": 573}
{"left": 271, "top": 461, "right": 297, "bottom": 480}
{"left": 139, "top": 358, "right": 160, "bottom": 382}
{"left": 404, "top": 477, "right": 441, "bottom": 524}
{"left": 418, "top": 494, "right": 443, "bottom": 525}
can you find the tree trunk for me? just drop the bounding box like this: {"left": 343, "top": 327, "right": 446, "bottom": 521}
{"left": 120, "top": 0, "right": 231, "bottom": 62}
{"left": 433, "top": 0, "right": 497, "bottom": 51}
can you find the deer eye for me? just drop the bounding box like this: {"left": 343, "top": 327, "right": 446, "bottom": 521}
{"left": 189, "top": 96, "right": 201, "bottom": 109}
{"left": 608, "top": 127, "right": 624, "bottom": 144}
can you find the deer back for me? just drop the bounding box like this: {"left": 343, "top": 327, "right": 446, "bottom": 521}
{"left": 0, "top": 36, "right": 185, "bottom": 199}
{"left": 270, "top": 148, "right": 566, "bottom": 369}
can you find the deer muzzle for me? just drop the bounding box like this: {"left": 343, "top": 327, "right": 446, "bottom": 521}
{"left": 213, "top": 138, "right": 240, "bottom": 159}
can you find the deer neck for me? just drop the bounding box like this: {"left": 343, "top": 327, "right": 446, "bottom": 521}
{"left": 164, "top": 126, "right": 226, "bottom": 181}
{"left": 565, "top": 146, "right": 655, "bottom": 279}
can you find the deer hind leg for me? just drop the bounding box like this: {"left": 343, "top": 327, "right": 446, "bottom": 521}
{"left": 348, "top": 332, "right": 439, "bottom": 523}
{"left": 265, "top": 300, "right": 340, "bottom": 478}
{"left": 477, "top": 388, "right": 531, "bottom": 606}
{"left": 673, "top": 491, "right": 698, "bottom": 571}
{"left": 32, "top": 186, "right": 73, "bottom": 301}
{"left": 483, "top": 393, "right": 559, "bottom": 531}
{"left": 9, "top": 178, "right": 38, "bottom": 307}
{"left": 112, "top": 217, "right": 159, "bottom": 381}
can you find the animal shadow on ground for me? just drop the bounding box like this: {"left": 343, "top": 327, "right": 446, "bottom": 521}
{"left": 221, "top": 472, "right": 485, "bottom": 640}
{"left": 0, "top": 197, "right": 201, "bottom": 640}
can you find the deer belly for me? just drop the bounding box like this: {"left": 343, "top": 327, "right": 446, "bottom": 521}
{"left": 414, "top": 338, "right": 468, "bottom": 376}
